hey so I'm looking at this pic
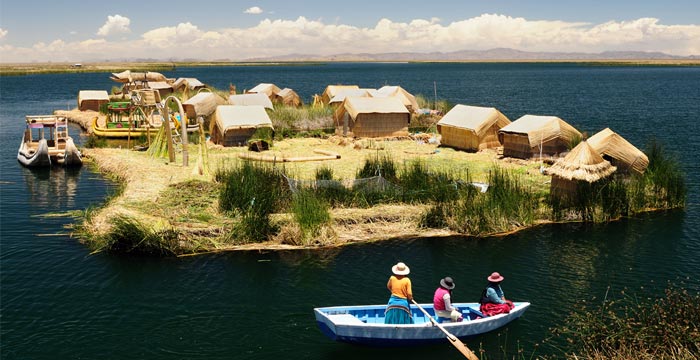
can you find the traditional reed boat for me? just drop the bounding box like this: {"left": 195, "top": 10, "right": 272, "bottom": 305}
{"left": 18, "top": 115, "right": 82, "bottom": 167}
{"left": 314, "top": 301, "right": 530, "bottom": 346}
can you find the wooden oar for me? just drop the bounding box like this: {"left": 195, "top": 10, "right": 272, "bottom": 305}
{"left": 411, "top": 299, "right": 479, "bottom": 360}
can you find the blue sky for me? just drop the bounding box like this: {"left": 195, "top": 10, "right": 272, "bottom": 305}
{"left": 1, "top": 0, "right": 698, "bottom": 62}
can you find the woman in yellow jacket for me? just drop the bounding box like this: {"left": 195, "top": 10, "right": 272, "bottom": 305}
{"left": 384, "top": 262, "right": 414, "bottom": 324}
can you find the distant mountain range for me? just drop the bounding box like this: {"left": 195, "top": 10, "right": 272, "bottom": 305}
{"left": 245, "top": 48, "right": 699, "bottom": 62}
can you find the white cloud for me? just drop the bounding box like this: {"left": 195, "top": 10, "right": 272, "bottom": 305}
{"left": 2, "top": 14, "right": 699, "bottom": 62}
{"left": 97, "top": 14, "right": 131, "bottom": 37}
{"left": 0, "top": 28, "right": 7, "bottom": 40}
{"left": 244, "top": 6, "right": 263, "bottom": 15}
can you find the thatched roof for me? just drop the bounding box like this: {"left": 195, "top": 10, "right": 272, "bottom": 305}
{"left": 336, "top": 97, "right": 409, "bottom": 121}
{"left": 322, "top": 85, "right": 360, "bottom": 103}
{"left": 173, "top": 78, "right": 206, "bottom": 90}
{"left": 329, "top": 89, "right": 372, "bottom": 105}
{"left": 246, "top": 83, "right": 282, "bottom": 97}
{"left": 147, "top": 81, "right": 173, "bottom": 91}
{"left": 228, "top": 93, "right": 274, "bottom": 109}
{"left": 213, "top": 105, "right": 273, "bottom": 137}
{"left": 78, "top": 90, "right": 109, "bottom": 104}
{"left": 183, "top": 92, "right": 227, "bottom": 118}
{"left": 274, "top": 88, "right": 302, "bottom": 107}
{"left": 371, "top": 86, "right": 420, "bottom": 112}
{"left": 587, "top": 128, "right": 649, "bottom": 174}
{"left": 544, "top": 141, "right": 616, "bottom": 182}
{"left": 110, "top": 70, "right": 167, "bottom": 83}
{"left": 499, "top": 115, "right": 582, "bottom": 146}
{"left": 438, "top": 105, "right": 511, "bottom": 137}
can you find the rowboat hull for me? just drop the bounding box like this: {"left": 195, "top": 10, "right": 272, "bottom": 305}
{"left": 53, "top": 138, "right": 83, "bottom": 166}
{"left": 91, "top": 116, "right": 159, "bottom": 138}
{"left": 18, "top": 138, "right": 51, "bottom": 167}
{"left": 314, "top": 302, "right": 530, "bottom": 346}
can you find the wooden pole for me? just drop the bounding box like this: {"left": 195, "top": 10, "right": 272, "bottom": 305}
{"left": 411, "top": 300, "right": 479, "bottom": 360}
{"left": 162, "top": 103, "right": 176, "bottom": 163}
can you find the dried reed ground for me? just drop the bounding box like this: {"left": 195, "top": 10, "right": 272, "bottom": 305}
{"left": 83, "top": 137, "right": 551, "bottom": 252}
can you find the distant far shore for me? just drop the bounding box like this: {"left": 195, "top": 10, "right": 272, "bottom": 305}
{"left": 2, "top": 59, "right": 699, "bottom": 76}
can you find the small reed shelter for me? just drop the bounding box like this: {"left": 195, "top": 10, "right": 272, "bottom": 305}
{"left": 437, "top": 105, "right": 511, "bottom": 151}
{"left": 146, "top": 81, "right": 174, "bottom": 99}
{"left": 371, "top": 86, "right": 420, "bottom": 113}
{"left": 78, "top": 90, "right": 110, "bottom": 111}
{"left": 228, "top": 93, "right": 274, "bottom": 110}
{"left": 334, "top": 97, "right": 410, "bottom": 138}
{"left": 173, "top": 78, "right": 206, "bottom": 93}
{"left": 587, "top": 128, "right": 649, "bottom": 174}
{"left": 322, "top": 85, "right": 360, "bottom": 104}
{"left": 210, "top": 105, "right": 274, "bottom": 147}
{"left": 498, "top": 115, "right": 582, "bottom": 159}
{"left": 273, "top": 88, "right": 302, "bottom": 107}
{"left": 182, "top": 92, "right": 227, "bottom": 124}
{"left": 544, "top": 140, "right": 617, "bottom": 200}
{"left": 246, "top": 83, "right": 282, "bottom": 100}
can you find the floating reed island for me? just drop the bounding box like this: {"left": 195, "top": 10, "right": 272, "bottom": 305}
{"left": 65, "top": 73, "right": 686, "bottom": 256}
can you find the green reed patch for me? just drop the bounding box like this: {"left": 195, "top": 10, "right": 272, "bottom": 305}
{"left": 291, "top": 188, "right": 332, "bottom": 244}
{"left": 421, "top": 167, "right": 539, "bottom": 235}
{"left": 216, "top": 161, "right": 289, "bottom": 243}
{"left": 99, "top": 215, "right": 180, "bottom": 256}
{"left": 551, "top": 283, "right": 700, "bottom": 359}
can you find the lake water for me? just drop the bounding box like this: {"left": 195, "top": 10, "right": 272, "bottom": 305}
{"left": 1, "top": 63, "right": 699, "bottom": 359}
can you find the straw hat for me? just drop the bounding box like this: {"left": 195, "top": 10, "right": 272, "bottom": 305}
{"left": 440, "top": 277, "right": 455, "bottom": 290}
{"left": 487, "top": 272, "right": 504, "bottom": 282}
{"left": 391, "top": 262, "right": 410, "bottom": 276}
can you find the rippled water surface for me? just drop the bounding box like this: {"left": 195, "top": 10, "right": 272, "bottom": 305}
{"left": 1, "top": 63, "right": 699, "bottom": 359}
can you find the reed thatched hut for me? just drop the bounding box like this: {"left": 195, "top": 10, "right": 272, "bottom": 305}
{"left": 228, "top": 93, "right": 274, "bottom": 110}
{"left": 334, "top": 97, "right": 410, "bottom": 138}
{"left": 182, "top": 92, "right": 227, "bottom": 121}
{"left": 173, "top": 78, "right": 206, "bottom": 92}
{"left": 498, "top": 115, "right": 582, "bottom": 159}
{"left": 146, "top": 81, "right": 174, "bottom": 99}
{"left": 437, "top": 105, "right": 511, "bottom": 151}
{"left": 273, "top": 88, "right": 302, "bottom": 107}
{"left": 587, "top": 128, "right": 649, "bottom": 174}
{"left": 77, "top": 90, "right": 110, "bottom": 111}
{"left": 210, "top": 105, "right": 274, "bottom": 147}
{"left": 246, "top": 83, "right": 282, "bottom": 100}
{"left": 544, "top": 140, "right": 617, "bottom": 199}
{"left": 322, "top": 85, "right": 360, "bottom": 104}
{"left": 371, "top": 86, "right": 420, "bottom": 113}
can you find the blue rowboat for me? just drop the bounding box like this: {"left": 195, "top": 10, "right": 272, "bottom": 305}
{"left": 314, "top": 302, "right": 530, "bottom": 346}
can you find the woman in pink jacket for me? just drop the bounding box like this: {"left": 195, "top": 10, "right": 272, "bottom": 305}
{"left": 433, "top": 277, "right": 463, "bottom": 322}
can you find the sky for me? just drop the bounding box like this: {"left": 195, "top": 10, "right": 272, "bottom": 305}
{"left": 0, "top": 0, "right": 699, "bottom": 62}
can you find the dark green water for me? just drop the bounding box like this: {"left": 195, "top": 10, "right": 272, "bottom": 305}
{"left": 1, "top": 63, "right": 698, "bottom": 359}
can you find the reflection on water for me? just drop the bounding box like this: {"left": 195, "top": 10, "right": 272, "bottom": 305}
{"left": 21, "top": 166, "right": 81, "bottom": 209}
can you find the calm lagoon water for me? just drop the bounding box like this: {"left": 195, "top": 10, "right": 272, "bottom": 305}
{"left": 1, "top": 63, "right": 699, "bottom": 359}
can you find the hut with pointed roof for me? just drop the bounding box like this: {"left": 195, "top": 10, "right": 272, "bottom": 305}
{"left": 246, "top": 83, "right": 282, "bottom": 100}
{"left": 334, "top": 97, "right": 410, "bottom": 138}
{"left": 587, "top": 128, "right": 648, "bottom": 174}
{"left": 78, "top": 90, "right": 110, "bottom": 111}
{"left": 322, "top": 85, "right": 360, "bottom": 104}
{"left": 437, "top": 105, "right": 511, "bottom": 151}
{"left": 228, "top": 93, "right": 274, "bottom": 110}
{"left": 544, "top": 140, "right": 617, "bottom": 199}
{"left": 210, "top": 105, "right": 274, "bottom": 147}
{"left": 273, "top": 88, "right": 303, "bottom": 107}
{"left": 498, "top": 115, "right": 582, "bottom": 159}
